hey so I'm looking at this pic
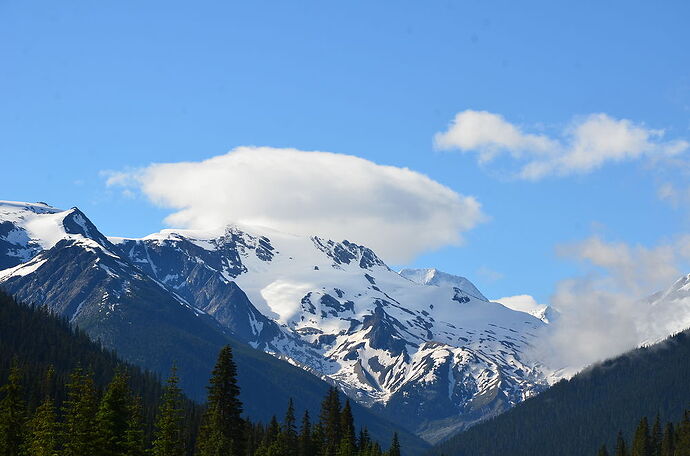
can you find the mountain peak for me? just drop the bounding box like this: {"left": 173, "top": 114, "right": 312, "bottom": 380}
{"left": 398, "top": 267, "right": 488, "bottom": 301}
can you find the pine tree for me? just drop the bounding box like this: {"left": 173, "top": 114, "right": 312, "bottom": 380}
{"left": 358, "top": 428, "right": 371, "bottom": 454}
{"left": 598, "top": 445, "right": 610, "bottom": 456}
{"left": 196, "top": 346, "right": 245, "bottom": 456}
{"left": 0, "top": 364, "right": 26, "bottom": 456}
{"left": 651, "top": 415, "right": 661, "bottom": 456}
{"left": 660, "top": 422, "right": 674, "bottom": 456}
{"left": 97, "top": 370, "right": 134, "bottom": 456}
{"left": 615, "top": 431, "right": 628, "bottom": 456}
{"left": 280, "top": 399, "right": 297, "bottom": 456}
{"left": 123, "top": 396, "right": 146, "bottom": 456}
{"left": 62, "top": 369, "right": 99, "bottom": 456}
{"left": 340, "top": 400, "right": 355, "bottom": 452}
{"left": 632, "top": 416, "right": 650, "bottom": 456}
{"left": 25, "top": 368, "right": 60, "bottom": 456}
{"left": 676, "top": 412, "right": 690, "bottom": 456}
{"left": 319, "top": 387, "right": 341, "bottom": 456}
{"left": 152, "top": 367, "right": 185, "bottom": 456}
{"left": 387, "top": 433, "right": 401, "bottom": 456}
{"left": 298, "top": 410, "right": 313, "bottom": 456}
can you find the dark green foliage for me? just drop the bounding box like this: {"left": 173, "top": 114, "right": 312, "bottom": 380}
{"left": 388, "top": 433, "right": 401, "bottom": 456}
{"left": 63, "top": 369, "right": 99, "bottom": 456}
{"left": 195, "top": 346, "right": 245, "bottom": 456}
{"left": 615, "top": 432, "right": 628, "bottom": 456}
{"left": 660, "top": 423, "right": 674, "bottom": 456}
{"left": 598, "top": 445, "right": 610, "bottom": 456}
{"left": 631, "top": 416, "right": 650, "bottom": 456}
{"left": 0, "top": 364, "right": 25, "bottom": 456}
{"left": 98, "top": 371, "right": 136, "bottom": 456}
{"left": 320, "top": 387, "right": 342, "bottom": 456}
{"left": 598, "top": 410, "right": 690, "bottom": 456}
{"left": 298, "top": 411, "right": 313, "bottom": 456}
{"left": 0, "top": 291, "right": 408, "bottom": 456}
{"left": 433, "top": 329, "right": 690, "bottom": 456}
{"left": 152, "top": 367, "right": 186, "bottom": 456}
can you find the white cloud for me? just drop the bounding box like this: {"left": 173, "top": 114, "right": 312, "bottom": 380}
{"left": 533, "top": 235, "right": 690, "bottom": 371}
{"left": 658, "top": 182, "right": 690, "bottom": 208}
{"left": 495, "top": 294, "right": 546, "bottom": 315}
{"left": 435, "top": 110, "right": 689, "bottom": 180}
{"left": 105, "top": 146, "right": 485, "bottom": 263}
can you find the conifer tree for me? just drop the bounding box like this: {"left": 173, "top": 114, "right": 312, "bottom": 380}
{"left": 281, "top": 399, "right": 298, "bottom": 456}
{"left": 651, "top": 415, "right": 662, "bottom": 456}
{"left": 615, "top": 431, "right": 628, "bottom": 456}
{"left": 319, "top": 387, "right": 341, "bottom": 456}
{"left": 97, "top": 370, "right": 134, "bottom": 456}
{"left": 598, "top": 445, "right": 610, "bottom": 456}
{"left": 63, "top": 369, "right": 99, "bottom": 456}
{"left": 196, "top": 346, "right": 245, "bottom": 456}
{"left": 298, "top": 410, "right": 313, "bottom": 456}
{"left": 387, "top": 433, "right": 401, "bottom": 456}
{"left": 339, "top": 400, "right": 355, "bottom": 453}
{"left": 123, "top": 396, "right": 146, "bottom": 456}
{"left": 632, "top": 416, "right": 650, "bottom": 456}
{"left": 25, "top": 368, "right": 60, "bottom": 456}
{"left": 676, "top": 412, "right": 690, "bottom": 456}
{"left": 0, "top": 364, "right": 25, "bottom": 456}
{"left": 358, "top": 428, "right": 371, "bottom": 454}
{"left": 152, "top": 367, "right": 185, "bottom": 456}
{"left": 660, "top": 422, "right": 674, "bottom": 456}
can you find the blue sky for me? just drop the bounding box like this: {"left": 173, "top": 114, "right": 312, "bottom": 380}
{"left": 2, "top": 0, "right": 690, "bottom": 303}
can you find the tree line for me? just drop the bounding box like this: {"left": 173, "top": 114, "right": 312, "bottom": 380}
{"left": 0, "top": 344, "right": 402, "bottom": 456}
{"left": 596, "top": 409, "right": 690, "bottom": 456}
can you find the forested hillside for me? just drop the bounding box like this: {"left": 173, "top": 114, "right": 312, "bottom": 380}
{"left": 593, "top": 409, "right": 690, "bottom": 456}
{"left": 433, "top": 329, "right": 690, "bottom": 456}
{"left": 0, "top": 290, "right": 406, "bottom": 456}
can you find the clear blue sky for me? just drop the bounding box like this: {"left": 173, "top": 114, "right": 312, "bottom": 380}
{"left": 2, "top": 0, "right": 689, "bottom": 303}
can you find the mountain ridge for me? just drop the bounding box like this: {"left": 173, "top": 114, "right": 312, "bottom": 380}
{"left": 0, "top": 200, "right": 550, "bottom": 443}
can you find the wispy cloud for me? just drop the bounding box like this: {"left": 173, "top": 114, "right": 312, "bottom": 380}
{"left": 435, "top": 110, "right": 688, "bottom": 180}
{"left": 104, "top": 146, "right": 486, "bottom": 263}
{"left": 533, "top": 235, "right": 690, "bottom": 371}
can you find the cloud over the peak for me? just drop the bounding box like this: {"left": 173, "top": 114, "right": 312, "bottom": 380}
{"left": 434, "top": 110, "right": 688, "bottom": 180}
{"left": 533, "top": 235, "right": 690, "bottom": 371}
{"left": 106, "top": 147, "right": 485, "bottom": 263}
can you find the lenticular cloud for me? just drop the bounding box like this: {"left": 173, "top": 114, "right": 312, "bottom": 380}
{"left": 106, "top": 146, "right": 485, "bottom": 263}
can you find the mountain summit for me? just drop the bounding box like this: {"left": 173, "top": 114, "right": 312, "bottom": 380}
{"left": 0, "top": 200, "right": 549, "bottom": 442}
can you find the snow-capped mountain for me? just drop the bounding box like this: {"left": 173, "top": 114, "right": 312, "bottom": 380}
{"left": 112, "top": 227, "right": 549, "bottom": 441}
{"left": 0, "top": 200, "right": 551, "bottom": 443}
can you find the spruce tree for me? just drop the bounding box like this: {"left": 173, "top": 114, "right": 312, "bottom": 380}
{"left": 632, "top": 416, "right": 650, "bottom": 456}
{"left": 387, "top": 433, "right": 401, "bottom": 456}
{"left": 62, "top": 369, "right": 99, "bottom": 456}
{"left": 340, "top": 400, "right": 355, "bottom": 451}
{"left": 660, "top": 422, "right": 674, "bottom": 456}
{"left": 97, "top": 370, "right": 134, "bottom": 456}
{"left": 319, "top": 387, "right": 341, "bottom": 456}
{"left": 25, "top": 368, "right": 60, "bottom": 456}
{"left": 598, "top": 445, "right": 610, "bottom": 456}
{"left": 152, "top": 367, "right": 185, "bottom": 456}
{"left": 676, "top": 412, "right": 690, "bottom": 456}
{"left": 358, "top": 428, "right": 371, "bottom": 454}
{"left": 196, "top": 346, "right": 245, "bottom": 456}
{"left": 0, "top": 364, "right": 25, "bottom": 456}
{"left": 615, "top": 431, "right": 628, "bottom": 456}
{"left": 281, "top": 399, "right": 297, "bottom": 456}
{"left": 298, "top": 410, "right": 313, "bottom": 456}
{"left": 651, "top": 415, "right": 661, "bottom": 456}
{"left": 123, "top": 396, "right": 146, "bottom": 456}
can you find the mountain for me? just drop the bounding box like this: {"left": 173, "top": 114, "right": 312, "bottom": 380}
{"left": 0, "top": 200, "right": 552, "bottom": 443}
{"left": 432, "top": 314, "right": 690, "bottom": 455}
{"left": 110, "top": 223, "right": 549, "bottom": 442}
{"left": 0, "top": 200, "right": 428, "bottom": 454}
